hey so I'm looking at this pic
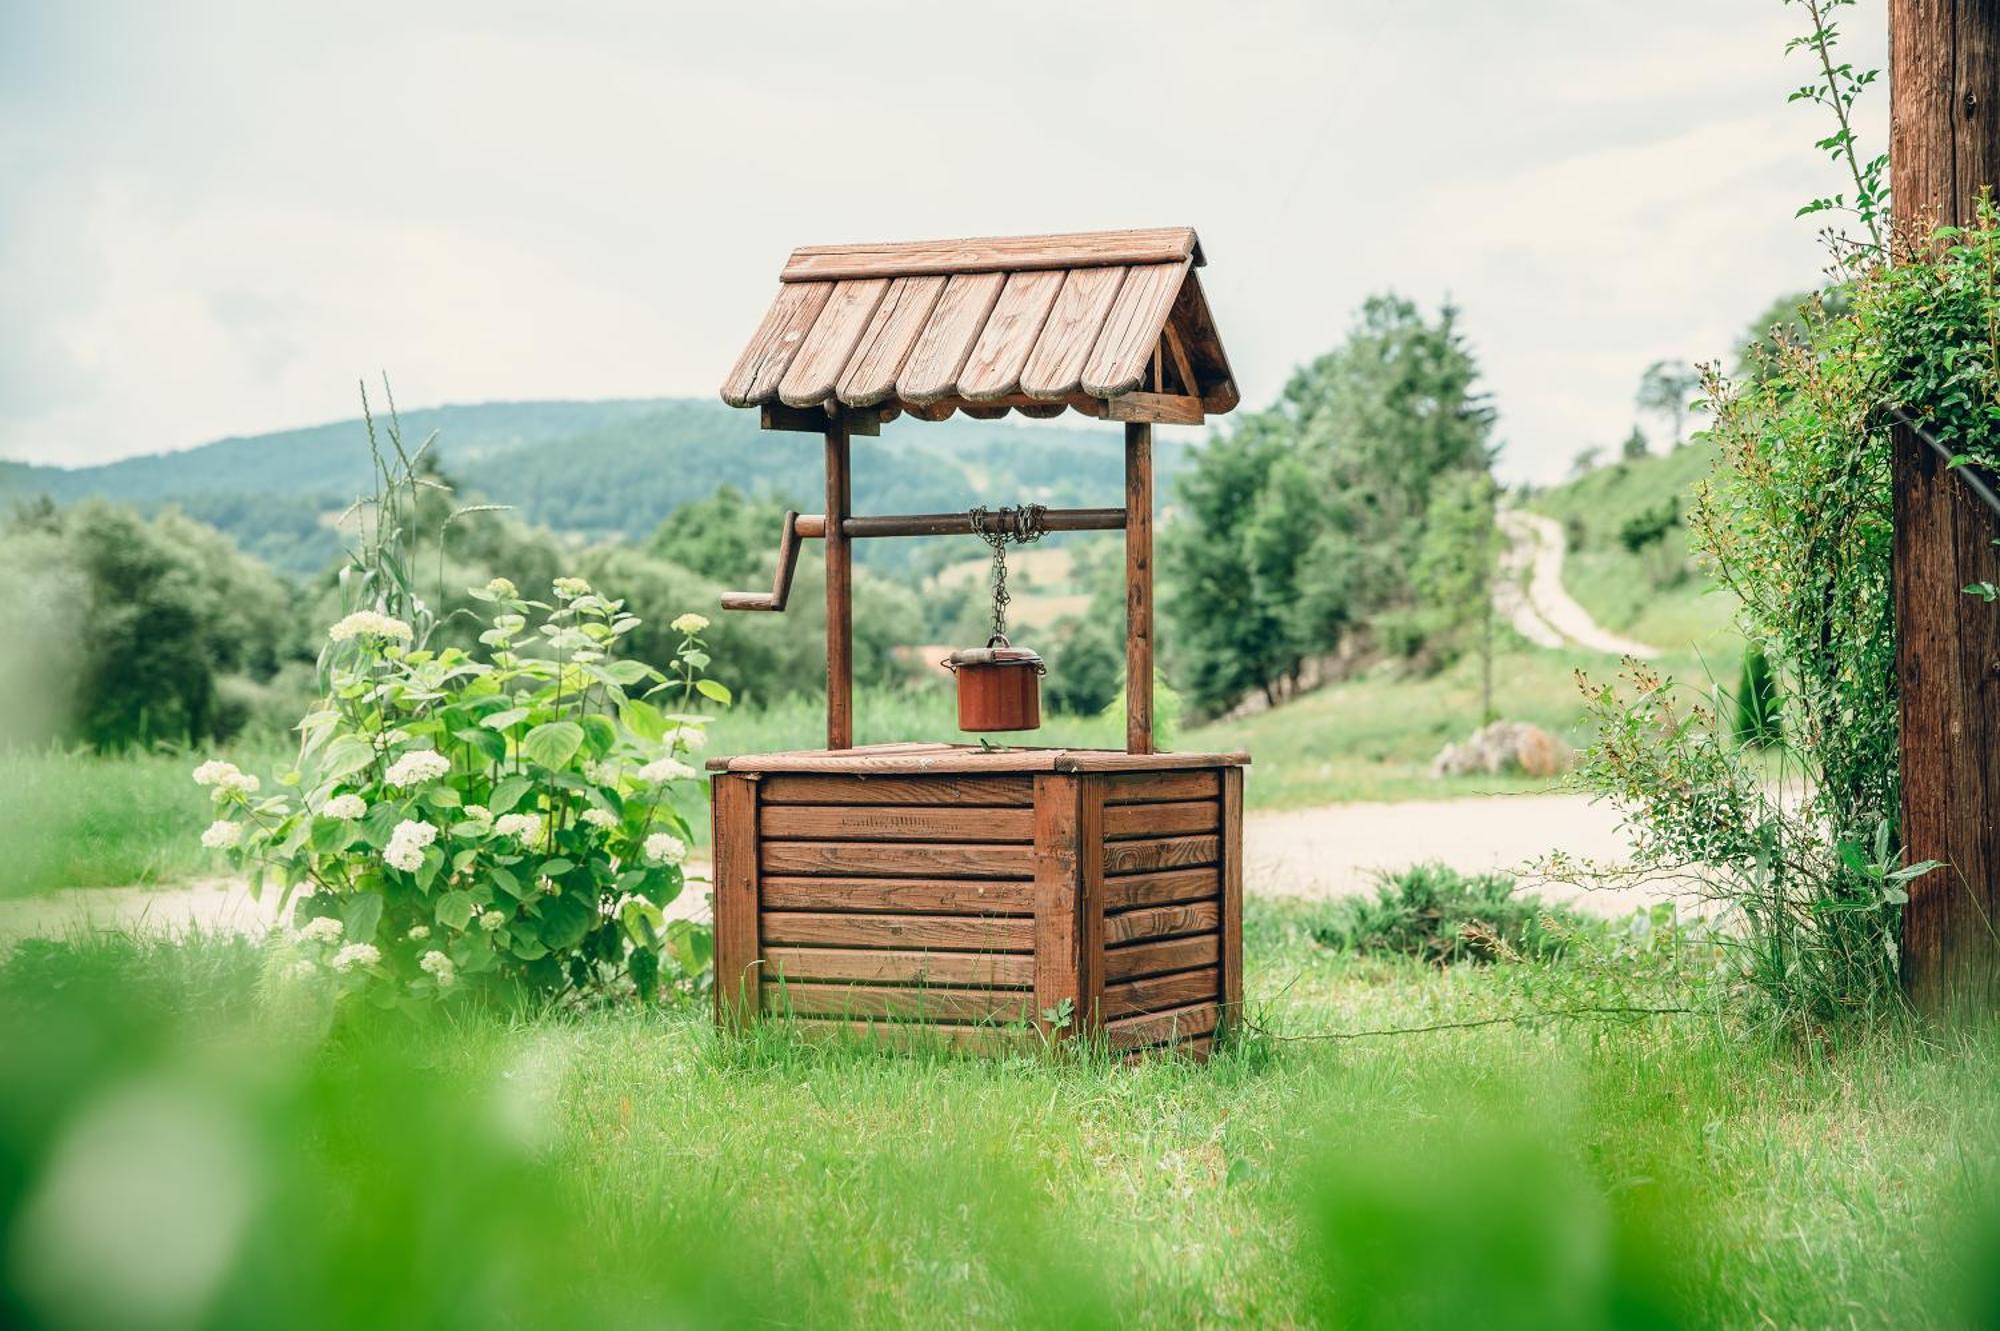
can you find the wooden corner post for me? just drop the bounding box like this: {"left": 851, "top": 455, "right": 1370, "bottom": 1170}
{"left": 1125, "top": 421, "right": 1155, "bottom": 754}
{"left": 711, "top": 773, "right": 760, "bottom": 1028}
{"left": 1891, "top": 0, "right": 2000, "bottom": 1012}
{"left": 825, "top": 418, "right": 854, "bottom": 750}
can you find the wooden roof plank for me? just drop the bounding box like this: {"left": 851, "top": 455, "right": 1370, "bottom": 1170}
{"left": 957, "top": 269, "right": 1066, "bottom": 402}
{"left": 777, "top": 278, "right": 891, "bottom": 408}
{"left": 1080, "top": 260, "right": 1191, "bottom": 400}
{"left": 1019, "top": 267, "right": 1129, "bottom": 401}
{"left": 836, "top": 274, "right": 948, "bottom": 407}
{"left": 720, "top": 281, "right": 835, "bottom": 407}
{"left": 895, "top": 271, "right": 1006, "bottom": 404}
{"left": 782, "top": 227, "right": 1199, "bottom": 283}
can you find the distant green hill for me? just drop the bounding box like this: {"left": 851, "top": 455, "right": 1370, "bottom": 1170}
{"left": 2, "top": 399, "right": 1188, "bottom": 575}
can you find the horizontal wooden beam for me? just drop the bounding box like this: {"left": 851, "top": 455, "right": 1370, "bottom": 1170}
{"left": 781, "top": 227, "right": 1202, "bottom": 283}
{"left": 1104, "top": 391, "right": 1204, "bottom": 426}
{"left": 788, "top": 508, "right": 1125, "bottom": 540}
{"left": 759, "top": 403, "right": 882, "bottom": 435}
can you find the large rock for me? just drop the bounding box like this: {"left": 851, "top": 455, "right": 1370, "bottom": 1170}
{"left": 1431, "top": 721, "right": 1571, "bottom": 779}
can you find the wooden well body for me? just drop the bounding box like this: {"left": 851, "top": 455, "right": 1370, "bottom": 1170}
{"left": 709, "top": 744, "right": 1246, "bottom": 1058}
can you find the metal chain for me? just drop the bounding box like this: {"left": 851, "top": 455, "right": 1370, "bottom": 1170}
{"left": 966, "top": 504, "right": 1047, "bottom": 645}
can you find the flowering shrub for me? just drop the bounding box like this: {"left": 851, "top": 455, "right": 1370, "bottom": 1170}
{"left": 198, "top": 578, "right": 724, "bottom": 1004}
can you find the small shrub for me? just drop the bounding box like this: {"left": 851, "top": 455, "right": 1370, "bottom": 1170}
{"left": 1311, "top": 862, "right": 1576, "bottom": 966}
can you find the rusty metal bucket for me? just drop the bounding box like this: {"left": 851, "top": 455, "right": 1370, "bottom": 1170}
{"left": 943, "top": 638, "right": 1045, "bottom": 732}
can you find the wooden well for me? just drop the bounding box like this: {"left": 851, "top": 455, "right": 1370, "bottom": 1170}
{"left": 709, "top": 228, "right": 1246, "bottom": 1054}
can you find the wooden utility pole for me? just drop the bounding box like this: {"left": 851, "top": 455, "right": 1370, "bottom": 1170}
{"left": 1892, "top": 0, "right": 2000, "bottom": 1010}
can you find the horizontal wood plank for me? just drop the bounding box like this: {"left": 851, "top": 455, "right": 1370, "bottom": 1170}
{"left": 712, "top": 744, "right": 1248, "bottom": 776}
{"left": 1100, "top": 868, "right": 1219, "bottom": 911}
{"left": 760, "top": 911, "right": 1033, "bottom": 950}
{"left": 762, "top": 841, "right": 1032, "bottom": 878}
{"left": 1102, "top": 835, "right": 1219, "bottom": 875}
{"left": 759, "top": 774, "right": 1035, "bottom": 806}
{"left": 782, "top": 227, "right": 1200, "bottom": 282}
{"left": 1101, "top": 771, "right": 1220, "bottom": 803}
{"left": 1103, "top": 390, "right": 1205, "bottom": 426}
{"left": 1102, "top": 966, "right": 1220, "bottom": 1019}
{"left": 1123, "top": 1035, "right": 1213, "bottom": 1064}
{"left": 1107, "top": 1001, "right": 1220, "bottom": 1052}
{"left": 1104, "top": 934, "right": 1221, "bottom": 982}
{"left": 761, "top": 981, "right": 1031, "bottom": 1024}
{"left": 1103, "top": 900, "right": 1221, "bottom": 946}
{"left": 761, "top": 804, "right": 1035, "bottom": 843}
{"left": 784, "top": 1018, "right": 1031, "bottom": 1056}
{"left": 1103, "top": 800, "right": 1218, "bottom": 840}
{"left": 760, "top": 876, "right": 1034, "bottom": 915}
{"left": 764, "top": 947, "right": 1034, "bottom": 988}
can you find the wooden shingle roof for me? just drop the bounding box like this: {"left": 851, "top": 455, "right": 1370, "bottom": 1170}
{"left": 720, "top": 227, "right": 1238, "bottom": 428}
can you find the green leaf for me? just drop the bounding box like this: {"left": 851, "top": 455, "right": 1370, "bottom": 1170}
{"left": 342, "top": 893, "right": 384, "bottom": 944}
{"left": 436, "top": 890, "right": 476, "bottom": 932}
{"left": 619, "top": 697, "right": 668, "bottom": 744}
{"left": 488, "top": 776, "right": 533, "bottom": 815}
{"left": 537, "top": 891, "right": 594, "bottom": 950}
{"left": 522, "top": 720, "right": 584, "bottom": 770}
{"left": 695, "top": 678, "right": 732, "bottom": 704}
{"left": 481, "top": 707, "right": 531, "bottom": 731}
{"left": 320, "top": 736, "right": 377, "bottom": 782}
{"left": 579, "top": 713, "right": 617, "bottom": 757}
{"left": 489, "top": 863, "right": 524, "bottom": 898}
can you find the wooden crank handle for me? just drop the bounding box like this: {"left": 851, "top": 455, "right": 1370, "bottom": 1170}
{"left": 719, "top": 510, "right": 803, "bottom": 613}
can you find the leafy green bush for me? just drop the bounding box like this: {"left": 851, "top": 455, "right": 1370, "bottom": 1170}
{"left": 1311, "top": 862, "right": 1574, "bottom": 966}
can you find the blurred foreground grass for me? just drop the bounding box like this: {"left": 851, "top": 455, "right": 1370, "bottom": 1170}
{"left": 1, "top": 902, "right": 1995, "bottom": 1329}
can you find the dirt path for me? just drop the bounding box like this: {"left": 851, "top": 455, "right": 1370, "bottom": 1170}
{"left": 1496, "top": 510, "right": 1660, "bottom": 659}
{"left": 0, "top": 791, "right": 1678, "bottom": 951}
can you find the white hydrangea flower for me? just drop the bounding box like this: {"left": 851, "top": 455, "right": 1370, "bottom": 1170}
{"left": 192, "top": 759, "right": 258, "bottom": 795}
{"left": 384, "top": 819, "right": 438, "bottom": 873}
{"left": 461, "top": 804, "right": 491, "bottom": 824}
{"left": 670, "top": 612, "right": 709, "bottom": 636}
{"left": 552, "top": 576, "right": 591, "bottom": 599}
{"left": 494, "top": 812, "right": 542, "bottom": 844}
{"left": 637, "top": 757, "right": 696, "bottom": 784}
{"left": 676, "top": 727, "right": 708, "bottom": 753}
{"left": 328, "top": 610, "right": 414, "bottom": 643}
{"left": 643, "top": 833, "right": 687, "bottom": 866}
{"left": 407, "top": 924, "right": 431, "bottom": 941}
{"left": 383, "top": 749, "right": 451, "bottom": 788}
{"left": 484, "top": 577, "right": 518, "bottom": 598}
{"left": 286, "top": 958, "right": 318, "bottom": 980}
{"left": 200, "top": 819, "right": 243, "bottom": 849}
{"left": 580, "top": 807, "right": 619, "bottom": 831}
{"left": 330, "top": 943, "right": 381, "bottom": 972}
{"left": 419, "top": 949, "right": 456, "bottom": 988}
{"left": 583, "top": 760, "right": 621, "bottom": 786}
{"left": 322, "top": 793, "right": 367, "bottom": 820}
{"left": 479, "top": 909, "right": 507, "bottom": 932}
{"left": 298, "top": 916, "right": 345, "bottom": 945}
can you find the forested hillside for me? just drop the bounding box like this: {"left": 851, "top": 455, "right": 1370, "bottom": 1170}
{"left": 1, "top": 399, "right": 1191, "bottom": 574}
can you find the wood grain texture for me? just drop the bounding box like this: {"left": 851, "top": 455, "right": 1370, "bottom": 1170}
{"left": 761, "top": 841, "right": 1032, "bottom": 878}
{"left": 759, "top": 876, "right": 1034, "bottom": 915}
{"left": 1103, "top": 834, "right": 1218, "bottom": 876}
{"left": 720, "top": 281, "right": 834, "bottom": 406}
{"left": 835, "top": 275, "right": 948, "bottom": 407}
{"left": 710, "top": 774, "right": 761, "bottom": 1027}
{"left": 763, "top": 947, "right": 1034, "bottom": 988}
{"left": 760, "top": 911, "right": 1032, "bottom": 950}
{"left": 1104, "top": 391, "right": 1204, "bottom": 426}
{"left": 1103, "top": 934, "right": 1220, "bottom": 982}
{"left": 1125, "top": 421, "right": 1154, "bottom": 754}
{"left": 1078, "top": 777, "right": 1107, "bottom": 1026}
{"left": 781, "top": 227, "right": 1199, "bottom": 282}
{"left": 1170, "top": 270, "right": 1240, "bottom": 412}
{"left": 1081, "top": 261, "right": 1189, "bottom": 398}
{"left": 897, "top": 272, "right": 1006, "bottom": 403}
{"left": 1101, "top": 771, "right": 1221, "bottom": 803}
{"left": 1020, "top": 267, "right": 1129, "bottom": 399}
{"left": 760, "top": 804, "right": 1036, "bottom": 843}
{"left": 777, "top": 278, "right": 889, "bottom": 408}
{"left": 1103, "top": 900, "right": 1221, "bottom": 945}
{"left": 1105, "top": 1000, "right": 1220, "bottom": 1052}
{"left": 1891, "top": 0, "right": 2000, "bottom": 1011}
{"left": 825, "top": 424, "right": 854, "bottom": 750}
{"left": 759, "top": 774, "right": 1035, "bottom": 806}
{"left": 1220, "top": 765, "right": 1245, "bottom": 1028}
{"left": 762, "top": 981, "right": 1030, "bottom": 1023}
{"left": 1034, "top": 773, "right": 1083, "bottom": 1036}
{"left": 785, "top": 1018, "right": 1031, "bottom": 1055}
{"left": 1101, "top": 868, "right": 1220, "bottom": 911}
{"left": 958, "top": 269, "right": 1065, "bottom": 401}
{"left": 1101, "top": 967, "right": 1220, "bottom": 1019}
{"left": 1103, "top": 800, "right": 1217, "bottom": 840}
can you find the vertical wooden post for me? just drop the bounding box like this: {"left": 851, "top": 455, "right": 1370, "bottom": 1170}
{"left": 1892, "top": 0, "right": 2000, "bottom": 1011}
{"left": 1076, "top": 778, "right": 1107, "bottom": 1030}
{"left": 1218, "top": 765, "right": 1245, "bottom": 1034}
{"left": 1124, "top": 421, "right": 1155, "bottom": 754}
{"left": 711, "top": 773, "right": 761, "bottom": 1029}
{"left": 1033, "top": 773, "right": 1083, "bottom": 1038}
{"left": 825, "top": 419, "right": 853, "bottom": 750}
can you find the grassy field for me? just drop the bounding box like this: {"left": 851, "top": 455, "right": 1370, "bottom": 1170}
{"left": 1, "top": 910, "right": 1994, "bottom": 1329}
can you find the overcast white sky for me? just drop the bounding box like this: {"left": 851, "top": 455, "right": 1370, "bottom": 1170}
{"left": 0, "top": 1, "right": 1886, "bottom": 482}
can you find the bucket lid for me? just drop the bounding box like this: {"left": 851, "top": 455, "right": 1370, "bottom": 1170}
{"left": 943, "top": 644, "right": 1045, "bottom": 669}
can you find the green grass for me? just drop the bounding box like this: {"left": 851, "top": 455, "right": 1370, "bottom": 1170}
{"left": 1, "top": 917, "right": 1995, "bottom": 1328}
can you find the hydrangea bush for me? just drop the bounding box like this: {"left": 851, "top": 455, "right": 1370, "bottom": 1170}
{"left": 198, "top": 577, "right": 725, "bottom": 1004}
